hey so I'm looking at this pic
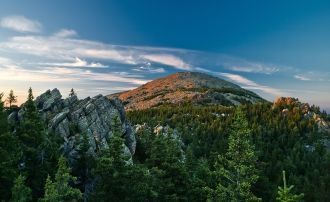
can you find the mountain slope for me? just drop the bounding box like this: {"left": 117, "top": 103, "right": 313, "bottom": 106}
{"left": 108, "top": 72, "right": 265, "bottom": 111}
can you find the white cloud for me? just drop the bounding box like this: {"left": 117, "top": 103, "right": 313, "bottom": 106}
{"left": 0, "top": 65, "right": 149, "bottom": 85}
{"left": 53, "top": 29, "right": 77, "bottom": 38}
{"left": 292, "top": 71, "right": 330, "bottom": 82}
{"left": 218, "top": 72, "right": 286, "bottom": 96}
{"left": 0, "top": 35, "right": 194, "bottom": 69}
{"left": 142, "top": 54, "right": 192, "bottom": 70}
{"left": 75, "top": 48, "right": 137, "bottom": 64}
{"left": 294, "top": 75, "right": 311, "bottom": 81}
{"left": 132, "top": 66, "right": 165, "bottom": 73}
{"left": 219, "top": 73, "right": 257, "bottom": 86}
{"left": 0, "top": 66, "right": 74, "bottom": 82}
{"left": 218, "top": 56, "right": 281, "bottom": 74}
{"left": 229, "top": 64, "right": 279, "bottom": 74}
{"left": 42, "top": 57, "right": 107, "bottom": 68}
{"left": 0, "top": 15, "right": 41, "bottom": 33}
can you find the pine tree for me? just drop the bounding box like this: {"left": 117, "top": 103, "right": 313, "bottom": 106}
{"left": 42, "top": 156, "right": 82, "bottom": 201}
{"left": 209, "top": 107, "right": 260, "bottom": 201}
{"left": 7, "top": 89, "right": 17, "bottom": 108}
{"left": 276, "top": 170, "right": 304, "bottom": 202}
{"left": 11, "top": 175, "right": 32, "bottom": 202}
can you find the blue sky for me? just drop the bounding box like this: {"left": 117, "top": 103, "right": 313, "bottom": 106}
{"left": 0, "top": 0, "right": 329, "bottom": 111}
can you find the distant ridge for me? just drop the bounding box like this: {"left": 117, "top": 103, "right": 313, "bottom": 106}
{"left": 108, "top": 72, "right": 265, "bottom": 111}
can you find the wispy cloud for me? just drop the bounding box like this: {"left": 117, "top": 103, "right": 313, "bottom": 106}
{"left": 132, "top": 66, "right": 166, "bottom": 73}
{"left": 142, "top": 54, "right": 192, "bottom": 70}
{"left": 216, "top": 55, "right": 281, "bottom": 74}
{"left": 0, "top": 15, "right": 41, "bottom": 33}
{"left": 0, "top": 65, "right": 149, "bottom": 85}
{"left": 294, "top": 74, "right": 311, "bottom": 81}
{"left": 293, "top": 72, "right": 330, "bottom": 82}
{"left": 42, "top": 57, "right": 107, "bottom": 68}
{"left": 53, "top": 29, "right": 77, "bottom": 38}
{"left": 218, "top": 72, "right": 286, "bottom": 96}
{"left": 229, "top": 64, "right": 279, "bottom": 74}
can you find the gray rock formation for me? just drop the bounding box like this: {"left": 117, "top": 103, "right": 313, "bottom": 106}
{"left": 10, "top": 88, "right": 136, "bottom": 163}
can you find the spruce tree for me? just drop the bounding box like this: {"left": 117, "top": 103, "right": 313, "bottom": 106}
{"left": 276, "top": 170, "right": 304, "bottom": 202}
{"left": 210, "top": 107, "right": 260, "bottom": 201}
{"left": 146, "top": 128, "right": 189, "bottom": 201}
{"left": 11, "top": 175, "right": 32, "bottom": 202}
{"left": 42, "top": 156, "right": 82, "bottom": 201}
{"left": 92, "top": 130, "right": 130, "bottom": 200}
{"left": 72, "top": 133, "right": 95, "bottom": 194}
{"left": 16, "top": 88, "right": 49, "bottom": 199}
{"left": 7, "top": 89, "right": 17, "bottom": 108}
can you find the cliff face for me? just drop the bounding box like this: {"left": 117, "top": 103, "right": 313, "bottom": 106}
{"left": 108, "top": 72, "right": 265, "bottom": 111}
{"left": 9, "top": 88, "right": 136, "bottom": 162}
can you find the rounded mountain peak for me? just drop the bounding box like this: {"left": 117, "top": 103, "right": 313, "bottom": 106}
{"left": 108, "top": 71, "right": 264, "bottom": 111}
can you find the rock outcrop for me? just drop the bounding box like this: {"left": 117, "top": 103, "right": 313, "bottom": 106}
{"left": 273, "top": 97, "right": 330, "bottom": 132}
{"left": 10, "top": 88, "right": 136, "bottom": 162}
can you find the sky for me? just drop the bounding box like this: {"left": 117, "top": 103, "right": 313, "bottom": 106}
{"left": 0, "top": 0, "right": 329, "bottom": 111}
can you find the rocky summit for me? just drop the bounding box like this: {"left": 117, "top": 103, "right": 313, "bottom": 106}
{"left": 108, "top": 71, "right": 265, "bottom": 111}
{"left": 9, "top": 88, "right": 136, "bottom": 163}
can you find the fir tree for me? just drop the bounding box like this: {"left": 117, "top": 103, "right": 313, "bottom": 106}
{"left": 209, "top": 107, "right": 260, "bottom": 201}
{"left": 146, "top": 128, "right": 189, "bottom": 201}
{"left": 7, "top": 89, "right": 17, "bottom": 108}
{"left": 92, "top": 132, "right": 130, "bottom": 200}
{"left": 42, "top": 156, "right": 82, "bottom": 201}
{"left": 276, "top": 170, "right": 304, "bottom": 202}
{"left": 72, "top": 133, "right": 95, "bottom": 195}
{"left": 11, "top": 175, "right": 32, "bottom": 202}
{"left": 16, "top": 88, "right": 49, "bottom": 199}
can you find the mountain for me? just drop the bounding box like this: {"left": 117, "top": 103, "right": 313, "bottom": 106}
{"left": 108, "top": 71, "right": 265, "bottom": 111}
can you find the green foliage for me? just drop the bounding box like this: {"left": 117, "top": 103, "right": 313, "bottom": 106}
{"left": 92, "top": 118, "right": 157, "bottom": 201}
{"left": 208, "top": 107, "right": 260, "bottom": 201}
{"left": 0, "top": 87, "right": 329, "bottom": 201}
{"left": 0, "top": 92, "right": 20, "bottom": 201}
{"left": 15, "top": 88, "right": 60, "bottom": 199}
{"left": 128, "top": 102, "right": 330, "bottom": 201}
{"left": 72, "top": 133, "right": 95, "bottom": 193}
{"left": 11, "top": 175, "right": 32, "bottom": 202}
{"left": 7, "top": 89, "right": 18, "bottom": 108}
{"left": 92, "top": 116, "right": 132, "bottom": 201}
{"left": 41, "top": 156, "right": 82, "bottom": 202}
{"left": 276, "top": 171, "right": 304, "bottom": 202}
{"left": 145, "top": 130, "right": 189, "bottom": 201}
